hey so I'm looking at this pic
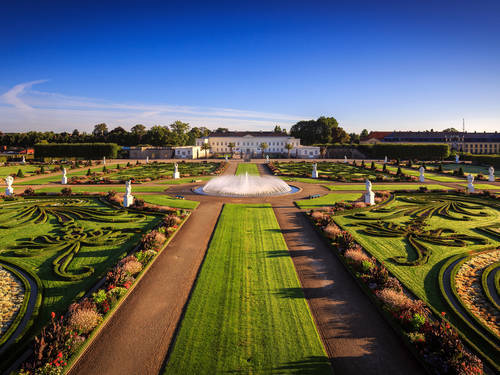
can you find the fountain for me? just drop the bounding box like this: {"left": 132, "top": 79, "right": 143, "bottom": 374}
{"left": 195, "top": 172, "right": 298, "bottom": 197}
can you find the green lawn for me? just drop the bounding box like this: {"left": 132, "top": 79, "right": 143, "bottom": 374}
{"left": 136, "top": 194, "right": 199, "bottom": 209}
{"left": 164, "top": 204, "right": 331, "bottom": 374}
{"left": 431, "top": 163, "right": 500, "bottom": 177}
{"left": 333, "top": 193, "right": 500, "bottom": 365}
{"left": 280, "top": 176, "right": 333, "bottom": 184}
{"left": 15, "top": 166, "right": 106, "bottom": 185}
{"left": 0, "top": 165, "right": 40, "bottom": 178}
{"left": 156, "top": 176, "right": 212, "bottom": 184}
{"left": 0, "top": 197, "right": 161, "bottom": 355}
{"left": 458, "top": 183, "right": 500, "bottom": 190}
{"left": 236, "top": 163, "right": 260, "bottom": 175}
{"left": 324, "top": 184, "right": 449, "bottom": 191}
{"left": 30, "top": 185, "right": 168, "bottom": 193}
{"left": 295, "top": 193, "right": 361, "bottom": 209}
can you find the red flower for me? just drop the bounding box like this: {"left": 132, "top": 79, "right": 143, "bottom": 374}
{"left": 441, "top": 311, "right": 446, "bottom": 317}
{"left": 51, "top": 312, "right": 56, "bottom": 319}
{"left": 58, "top": 352, "right": 63, "bottom": 358}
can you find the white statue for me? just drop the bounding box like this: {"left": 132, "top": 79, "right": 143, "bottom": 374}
{"left": 225, "top": 155, "right": 228, "bottom": 161}
{"left": 123, "top": 180, "right": 134, "bottom": 207}
{"left": 467, "top": 173, "right": 474, "bottom": 193}
{"left": 364, "top": 178, "right": 375, "bottom": 205}
{"left": 455, "top": 154, "right": 459, "bottom": 163}
{"left": 146, "top": 156, "right": 149, "bottom": 164}
{"left": 5, "top": 176, "right": 14, "bottom": 196}
{"left": 344, "top": 155, "right": 348, "bottom": 163}
{"left": 312, "top": 163, "right": 318, "bottom": 179}
{"left": 61, "top": 168, "right": 67, "bottom": 185}
{"left": 22, "top": 155, "right": 26, "bottom": 164}
{"left": 384, "top": 156, "right": 388, "bottom": 164}
{"left": 419, "top": 166, "right": 425, "bottom": 183}
{"left": 103, "top": 156, "right": 106, "bottom": 165}
{"left": 266, "top": 155, "right": 269, "bottom": 163}
{"left": 173, "top": 162, "right": 180, "bottom": 179}
{"left": 488, "top": 166, "right": 495, "bottom": 182}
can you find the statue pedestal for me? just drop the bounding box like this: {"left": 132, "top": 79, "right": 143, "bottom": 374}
{"left": 123, "top": 194, "right": 134, "bottom": 208}
{"left": 311, "top": 170, "right": 318, "bottom": 179}
{"left": 489, "top": 175, "right": 495, "bottom": 182}
{"left": 5, "top": 187, "right": 13, "bottom": 196}
{"left": 173, "top": 171, "right": 180, "bottom": 179}
{"left": 467, "top": 184, "right": 474, "bottom": 193}
{"left": 364, "top": 191, "right": 375, "bottom": 205}
{"left": 419, "top": 175, "right": 425, "bottom": 183}
{"left": 61, "top": 177, "right": 67, "bottom": 185}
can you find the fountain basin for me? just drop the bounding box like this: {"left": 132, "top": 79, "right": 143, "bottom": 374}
{"left": 193, "top": 174, "right": 299, "bottom": 197}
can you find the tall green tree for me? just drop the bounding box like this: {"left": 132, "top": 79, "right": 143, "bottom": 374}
{"left": 93, "top": 123, "right": 108, "bottom": 137}
{"left": 170, "top": 121, "right": 190, "bottom": 145}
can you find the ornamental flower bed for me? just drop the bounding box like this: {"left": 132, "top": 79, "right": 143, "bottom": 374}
{"left": 308, "top": 207, "right": 484, "bottom": 375}
{"left": 15, "top": 204, "right": 190, "bottom": 375}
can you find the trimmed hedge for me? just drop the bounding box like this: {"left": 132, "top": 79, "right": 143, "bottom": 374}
{"left": 358, "top": 143, "right": 450, "bottom": 160}
{"left": 34, "top": 143, "right": 118, "bottom": 159}
{"left": 461, "top": 154, "right": 500, "bottom": 168}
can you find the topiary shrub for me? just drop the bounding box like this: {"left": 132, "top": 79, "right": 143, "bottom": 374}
{"left": 60, "top": 187, "right": 72, "bottom": 196}
{"left": 23, "top": 187, "right": 35, "bottom": 196}
{"left": 16, "top": 168, "right": 25, "bottom": 178}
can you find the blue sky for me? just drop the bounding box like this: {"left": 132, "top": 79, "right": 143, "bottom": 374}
{"left": 1, "top": 0, "right": 499, "bottom": 133}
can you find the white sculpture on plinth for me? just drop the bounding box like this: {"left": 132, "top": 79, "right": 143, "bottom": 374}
{"left": 225, "top": 155, "right": 228, "bottom": 161}
{"left": 22, "top": 156, "right": 25, "bottom": 164}
{"left": 146, "top": 156, "right": 149, "bottom": 164}
{"left": 467, "top": 174, "right": 474, "bottom": 193}
{"left": 123, "top": 180, "right": 134, "bottom": 207}
{"left": 364, "top": 179, "right": 375, "bottom": 205}
{"left": 344, "top": 155, "right": 348, "bottom": 163}
{"left": 266, "top": 155, "right": 269, "bottom": 163}
{"left": 61, "top": 168, "right": 67, "bottom": 185}
{"left": 5, "top": 176, "right": 14, "bottom": 196}
{"left": 103, "top": 156, "right": 106, "bottom": 165}
{"left": 455, "top": 154, "right": 459, "bottom": 163}
{"left": 312, "top": 163, "right": 318, "bottom": 179}
{"left": 173, "top": 163, "right": 180, "bottom": 179}
{"left": 488, "top": 166, "right": 495, "bottom": 182}
{"left": 419, "top": 166, "right": 425, "bottom": 183}
{"left": 384, "top": 156, "right": 388, "bottom": 164}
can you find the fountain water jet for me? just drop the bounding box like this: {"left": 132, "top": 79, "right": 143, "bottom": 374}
{"left": 194, "top": 172, "right": 298, "bottom": 197}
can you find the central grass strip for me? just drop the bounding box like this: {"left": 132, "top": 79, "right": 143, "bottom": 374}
{"left": 236, "top": 163, "right": 260, "bottom": 175}
{"left": 136, "top": 194, "right": 199, "bottom": 209}
{"left": 164, "top": 204, "right": 331, "bottom": 374}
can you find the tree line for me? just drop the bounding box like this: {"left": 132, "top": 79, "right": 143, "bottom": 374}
{"left": 1, "top": 118, "right": 367, "bottom": 147}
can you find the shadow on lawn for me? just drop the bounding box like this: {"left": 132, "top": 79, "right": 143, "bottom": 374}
{"left": 224, "top": 356, "right": 332, "bottom": 375}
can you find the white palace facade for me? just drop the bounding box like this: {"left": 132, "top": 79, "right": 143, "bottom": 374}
{"left": 194, "top": 131, "right": 320, "bottom": 158}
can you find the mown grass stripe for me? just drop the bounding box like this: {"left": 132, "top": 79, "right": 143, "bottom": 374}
{"left": 164, "top": 203, "right": 331, "bottom": 374}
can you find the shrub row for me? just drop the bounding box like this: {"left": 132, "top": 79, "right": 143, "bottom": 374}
{"left": 460, "top": 154, "right": 500, "bottom": 168}
{"left": 357, "top": 143, "right": 450, "bottom": 160}
{"left": 308, "top": 207, "right": 484, "bottom": 374}
{"left": 34, "top": 143, "right": 119, "bottom": 159}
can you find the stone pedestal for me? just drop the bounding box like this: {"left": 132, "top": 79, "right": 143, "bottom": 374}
{"left": 364, "top": 191, "right": 375, "bottom": 205}
{"left": 123, "top": 194, "right": 134, "bottom": 208}
{"left": 489, "top": 174, "right": 495, "bottom": 182}
{"left": 173, "top": 171, "right": 180, "bottom": 179}
{"left": 419, "top": 175, "right": 425, "bottom": 183}
{"left": 467, "top": 183, "right": 474, "bottom": 193}
{"left": 5, "top": 186, "right": 13, "bottom": 196}
{"left": 61, "top": 176, "right": 67, "bottom": 185}
{"left": 312, "top": 169, "right": 318, "bottom": 179}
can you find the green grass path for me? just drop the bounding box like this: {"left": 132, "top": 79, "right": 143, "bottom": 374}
{"left": 164, "top": 204, "right": 331, "bottom": 374}
{"left": 236, "top": 163, "right": 260, "bottom": 175}
{"left": 324, "top": 184, "right": 449, "bottom": 191}
{"left": 295, "top": 193, "right": 361, "bottom": 209}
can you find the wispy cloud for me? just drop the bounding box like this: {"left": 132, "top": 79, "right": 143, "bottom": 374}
{"left": 0, "top": 80, "right": 306, "bottom": 132}
{"left": 1, "top": 80, "right": 48, "bottom": 110}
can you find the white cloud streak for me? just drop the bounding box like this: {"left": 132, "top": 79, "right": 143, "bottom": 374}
{"left": 0, "top": 80, "right": 305, "bottom": 132}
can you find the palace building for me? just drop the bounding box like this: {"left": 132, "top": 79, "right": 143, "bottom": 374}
{"left": 195, "top": 131, "right": 320, "bottom": 158}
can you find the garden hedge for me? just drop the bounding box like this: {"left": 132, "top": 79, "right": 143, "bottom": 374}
{"left": 357, "top": 143, "right": 450, "bottom": 160}
{"left": 34, "top": 143, "right": 119, "bottom": 159}
{"left": 461, "top": 154, "right": 500, "bottom": 168}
